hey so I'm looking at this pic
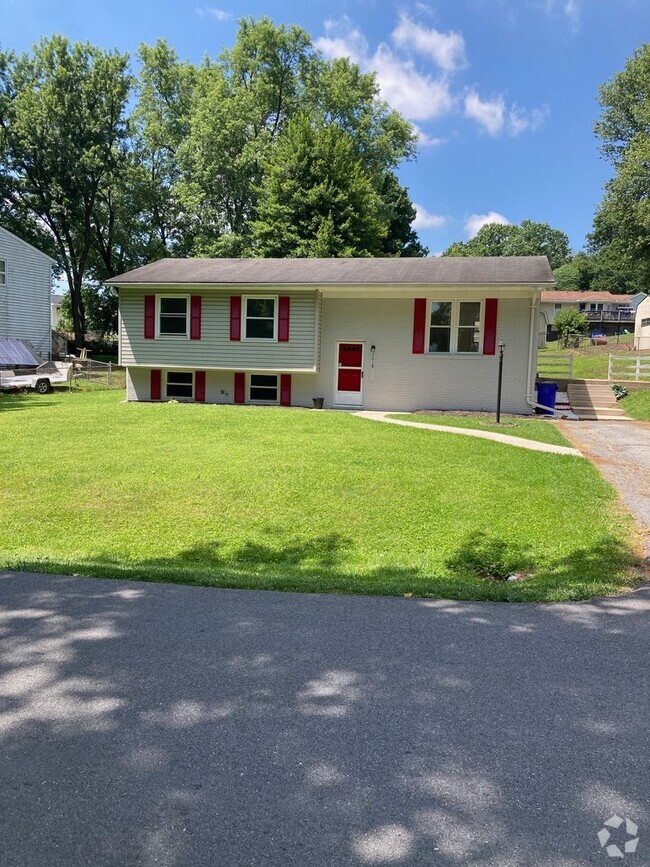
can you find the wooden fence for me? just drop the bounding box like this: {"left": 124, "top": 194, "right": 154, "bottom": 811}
{"left": 608, "top": 354, "right": 650, "bottom": 381}
{"left": 537, "top": 353, "right": 574, "bottom": 380}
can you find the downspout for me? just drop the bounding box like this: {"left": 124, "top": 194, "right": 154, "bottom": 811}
{"left": 525, "top": 289, "right": 562, "bottom": 417}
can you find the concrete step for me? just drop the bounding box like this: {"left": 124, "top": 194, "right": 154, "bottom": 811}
{"left": 571, "top": 406, "right": 626, "bottom": 417}
{"left": 574, "top": 414, "right": 634, "bottom": 421}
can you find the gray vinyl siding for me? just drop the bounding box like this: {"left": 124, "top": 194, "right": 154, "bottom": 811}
{"left": 126, "top": 295, "right": 535, "bottom": 413}
{"left": 0, "top": 227, "right": 52, "bottom": 359}
{"left": 120, "top": 287, "right": 318, "bottom": 371}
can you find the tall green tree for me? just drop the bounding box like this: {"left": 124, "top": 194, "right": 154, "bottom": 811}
{"left": 0, "top": 36, "right": 131, "bottom": 347}
{"left": 591, "top": 44, "right": 650, "bottom": 288}
{"left": 176, "top": 18, "right": 422, "bottom": 257}
{"left": 252, "top": 114, "right": 386, "bottom": 256}
{"left": 443, "top": 219, "right": 571, "bottom": 270}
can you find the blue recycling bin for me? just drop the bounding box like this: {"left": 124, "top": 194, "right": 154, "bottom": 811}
{"left": 537, "top": 381, "right": 559, "bottom": 415}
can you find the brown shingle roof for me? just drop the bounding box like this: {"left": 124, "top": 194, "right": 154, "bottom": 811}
{"left": 107, "top": 256, "right": 554, "bottom": 286}
{"left": 541, "top": 291, "right": 633, "bottom": 303}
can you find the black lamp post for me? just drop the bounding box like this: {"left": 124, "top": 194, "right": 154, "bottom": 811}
{"left": 496, "top": 340, "right": 506, "bottom": 424}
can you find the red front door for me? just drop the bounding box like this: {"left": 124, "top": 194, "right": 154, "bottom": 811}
{"left": 335, "top": 342, "right": 364, "bottom": 406}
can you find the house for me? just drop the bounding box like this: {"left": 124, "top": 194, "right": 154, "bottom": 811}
{"left": 51, "top": 293, "right": 63, "bottom": 329}
{"left": 635, "top": 295, "right": 650, "bottom": 351}
{"left": 0, "top": 226, "right": 55, "bottom": 360}
{"left": 540, "top": 290, "right": 646, "bottom": 341}
{"left": 107, "top": 256, "right": 554, "bottom": 414}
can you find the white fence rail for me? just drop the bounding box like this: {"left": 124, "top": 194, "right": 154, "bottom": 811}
{"left": 608, "top": 354, "right": 650, "bottom": 381}
{"left": 537, "top": 353, "right": 574, "bottom": 379}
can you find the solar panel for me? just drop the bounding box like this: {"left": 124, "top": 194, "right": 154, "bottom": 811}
{"left": 0, "top": 337, "right": 43, "bottom": 367}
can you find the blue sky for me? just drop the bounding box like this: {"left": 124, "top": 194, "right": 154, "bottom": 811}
{"left": 2, "top": 0, "right": 648, "bottom": 254}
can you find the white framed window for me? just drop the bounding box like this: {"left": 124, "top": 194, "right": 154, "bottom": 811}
{"left": 0, "top": 260, "right": 5, "bottom": 285}
{"left": 554, "top": 303, "right": 562, "bottom": 310}
{"left": 244, "top": 296, "right": 277, "bottom": 340}
{"left": 158, "top": 295, "right": 189, "bottom": 337}
{"left": 165, "top": 370, "right": 193, "bottom": 399}
{"left": 249, "top": 373, "right": 278, "bottom": 403}
{"left": 429, "top": 300, "right": 482, "bottom": 354}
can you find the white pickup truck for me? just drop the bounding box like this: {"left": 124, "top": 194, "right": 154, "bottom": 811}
{"left": 0, "top": 361, "right": 73, "bottom": 394}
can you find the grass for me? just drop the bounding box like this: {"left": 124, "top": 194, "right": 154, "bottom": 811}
{"left": 0, "top": 389, "right": 641, "bottom": 602}
{"left": 538, "top": 338, "right": 650, "bottom": 381}
{"left": 620, "top": 390, "right": 650, "bottom": 421}
{"left": 388, "top": 413, "right": 571, "bottom": 446}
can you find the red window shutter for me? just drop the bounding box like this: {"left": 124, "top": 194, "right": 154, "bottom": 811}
{"left": 150, "top": 369, "right": 161, "bottom": 400}
{"left": 234, "top": 372, "right": 246, "bottom": 404}
{"left": 144, "top": 295, "right": 156, "bottom": 339}
{"left": 195, "top": 370, "right": 206, "bottom": 402}
{"left": 412, "top": 298, "right": 427, "bottom": 354}
{"left": 190, "top": 296, "right": 202, "bottom": 340}
{"left": 483, "top": 299, "right": 498, "bottom": 355}
{"left": 280, "top": 374, "right": 291, "bottom": 406}
{"left": 278, "top": 296, "right": 290, "bottom": 342}
{"left": 230, "top": 296, "right": 242, "bottom": 341}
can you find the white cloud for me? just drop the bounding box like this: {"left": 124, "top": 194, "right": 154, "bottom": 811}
{"left": 412, "top": 124, "right": 446, "bottom": 147}
{"left": 465, "top": 90, "right": 549, "bottom": 136}
{"left": 195, "top": 6, "right": 232, "bottom": 21}
{"left": 465, "top": 212, "right": 510, "bottom": 238}
{"left": 413, "top": 205, "right": 447, "bottom": 230}
{"left": 371, "top": 45, "right": 455, "bottom": 121}
{"left": 508, "top": 104, "right": 549, "bottom": 135}
{"left": 540, "top": 0, "right": 581, "bottom": 31}
{"left": 392, "top": 13, "right": 467, "bottom": 73}
{"left": 464, "top": 90, "right": 505, "bottom": 135}
{"left": 316, "top": 17, "right": 455, "bottom": 122}
{"left": 315, "top": 17, "right": 368, "bottom": 66}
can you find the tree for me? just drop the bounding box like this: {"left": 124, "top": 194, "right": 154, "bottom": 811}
{"left": 443, "top": 220, "right": 571, "bottom": 269}
{"left": 591, "top": 44, "right": 650, "bottom": 288}
{"left": 58, "top": 286, "right": 118, "bottom": 337}
{"left": 553, "top": 253, "right": 596, "bottom": 291}
{"left": 176, "top": 18, "right": 422, "bottom": 257}
{"left": 553, "top": 308, "right": 588, "bottom": 341}
{"left": 252, "top": 114, "right": 386, "bottom": 256}
{"left": 0, "top": 36, "right": 131, "bottom": 348}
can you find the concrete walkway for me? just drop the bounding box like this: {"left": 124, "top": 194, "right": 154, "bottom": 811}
{"left": 355, "top": 411, "right": 582, "bottom": 456}
{"left": 559, "top": 419, "right": 650, "bottom": 562}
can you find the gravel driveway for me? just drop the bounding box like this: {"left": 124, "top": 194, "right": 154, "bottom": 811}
{"left": 559, "top": 419, "right": 650, "bottom": 561}
{"left": 1, "top": 571, "right": 648, "bottom": 867}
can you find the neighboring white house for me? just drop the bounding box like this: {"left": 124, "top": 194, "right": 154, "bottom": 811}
{"left": 107, "top": 256, "right": 553, "bottom": 414}
{"left": 51, "top": 293, "right": 63, "bottom": 329}
{"left": 0, "top": 226, "right": 55, "bottom": 359}
{"left": 635, "top": 295, "right": 650, "bottom": 350}
{"left": 540, "top": 290, "right": 646, "bottom": 340}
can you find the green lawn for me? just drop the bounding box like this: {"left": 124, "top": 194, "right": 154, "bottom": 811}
{"left": 0, "top": 390, "right": 640, "bottom": 602}
{"left": 388, "top": 413, "right": 571, "bottom": 446}
{"left": 538, "top": 342, "right": 650, "bottom": 381}
{"left": 620, "top": 390, "right": 650, "bottom": 421}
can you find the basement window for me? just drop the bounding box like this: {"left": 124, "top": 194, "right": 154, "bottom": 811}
{"left": 249, "top": 374, "right": 278, "bottom": 403}
{"left": 165, "top": 371, "right": 193, "bottom": 399}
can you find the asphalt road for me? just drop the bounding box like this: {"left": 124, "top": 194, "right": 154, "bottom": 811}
{"left": 1, "top": 571, "right": 648, "bottom": 867}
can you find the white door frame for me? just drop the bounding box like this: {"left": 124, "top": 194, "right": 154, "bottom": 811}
{"left": 334, "top": 340, "right": 364, "bottom": 407}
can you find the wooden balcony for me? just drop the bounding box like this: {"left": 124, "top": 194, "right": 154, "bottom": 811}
{"left": 582, "top": 308, "right": 635, "bottom": 322}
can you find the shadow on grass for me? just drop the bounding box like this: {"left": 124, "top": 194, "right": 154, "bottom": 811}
{"left": 8, "top": 528, "right": 643, "bottom": 603}
{"left": 0, "top": 393, "right": 61, "bottom": 411}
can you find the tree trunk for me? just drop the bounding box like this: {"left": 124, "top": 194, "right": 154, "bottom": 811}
{"left": 69, "top": 273, "right": 86, "bottom": 351}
